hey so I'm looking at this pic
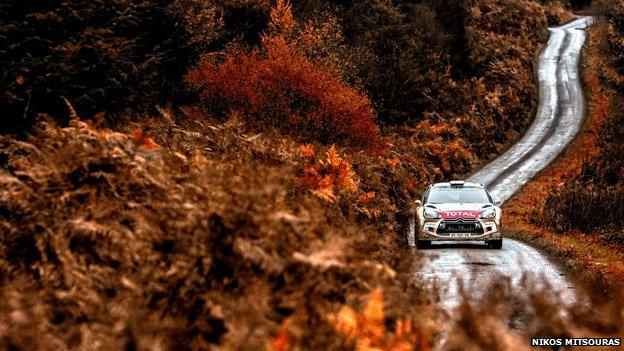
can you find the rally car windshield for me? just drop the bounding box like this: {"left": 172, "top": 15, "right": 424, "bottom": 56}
{"left": 426, "top": 187, "right": 491, "bottom": 204}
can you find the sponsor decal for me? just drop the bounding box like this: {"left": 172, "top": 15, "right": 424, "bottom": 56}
{"left": 438, "top": 210, "right": 482, "bottom": 219}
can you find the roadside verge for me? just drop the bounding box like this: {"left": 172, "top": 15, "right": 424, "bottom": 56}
{"left": 504, "top": 22, "right": 624, "bottom": 294}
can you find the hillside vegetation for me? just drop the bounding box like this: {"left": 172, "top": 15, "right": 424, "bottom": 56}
{"left": 539, "top": 0, "right": 624, "bottom": 237}
{"left": 0, "top": 0, "right": 578, "bottom": 349}
{"left": 504, "top": 0, "right": 624, "bottom": 291}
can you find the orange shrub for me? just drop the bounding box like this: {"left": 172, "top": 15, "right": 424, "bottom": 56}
{"left": 268, "top": 319, "right": 291, "bottom": 351}
{"left": 298, "top": 145, "right": 358, "bottom": 202}
{"left": 298, "top": 143, "right": 316, "bottom": 157}
{"left": 131, "top": 128, "right": 159, "bottom": 150}
{"left": 186, "top": 1, "right": 380, "bottom": 149}
{"left": 333, "top": 288, "right": 430, "bottom": 351}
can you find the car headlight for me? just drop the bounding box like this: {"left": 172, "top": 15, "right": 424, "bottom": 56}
{"left": 479, "top": 208, "right": 496, "bottom": 219}
{"left": 423, "top": 208, "right": 441, "bottom": 219}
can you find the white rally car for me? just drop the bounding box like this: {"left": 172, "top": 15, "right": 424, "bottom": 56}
{"left": 414, "top": 181, "right": 503, "bottom": 249}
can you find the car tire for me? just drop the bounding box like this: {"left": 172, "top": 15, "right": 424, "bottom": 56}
{"left": 416, "top": 240, "right": 431, "bottom": 249}
{"left": 487, "top": 239, "right": 503, "bottom": 249}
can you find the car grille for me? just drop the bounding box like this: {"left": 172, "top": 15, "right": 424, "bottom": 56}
{"left": 437, "top": 219, "right": 483, "bottom": 234}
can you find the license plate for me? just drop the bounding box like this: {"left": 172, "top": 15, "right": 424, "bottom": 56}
{"left": 449, "top": 233, "right": 472, "bottom": 238}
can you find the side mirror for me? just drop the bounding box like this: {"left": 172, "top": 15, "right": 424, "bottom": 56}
{"left": 415, "top": 200, "right": 422, "bottom": 207}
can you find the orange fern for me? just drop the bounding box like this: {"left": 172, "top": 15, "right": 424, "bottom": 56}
{"left": 268, "top": 319, "right": 290, "bottom": 351}
{"left": 357, "top": 192, "right": 376, "bottom": 204}
{"left": 388, "top": 157, "right": 400, "bottom": 168}
{"left": 333, "top": 288, "right": 430, "bottom": 351}
{"left": 327, "top": 145, "right": 357, "bottom": 192}
{"left": 358, "top": 207, "right": 382, "bottom": 219}
{"left": 132, "top": 128, "right": 159, "bottom": 150}
{"left": 299, "top": 143, "right": 316, "bottom": 158}
{"left": 269, "top": 0, "right": 296, "bottom": 37}
{"left": 299, "top": 145, "right": 358, "bottom": 202}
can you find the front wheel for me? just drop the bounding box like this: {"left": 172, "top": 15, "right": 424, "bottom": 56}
{"left": 416, "top": 240, "right": 431, "bottom": 249}
{"left": 487, "top": 239, "right": 503, "bottom": 249}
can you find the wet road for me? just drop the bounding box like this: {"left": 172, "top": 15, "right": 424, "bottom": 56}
{"left": 413, "top": 17, "right": 594, "bottom": 309}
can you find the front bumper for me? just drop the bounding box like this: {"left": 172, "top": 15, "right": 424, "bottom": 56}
{"left": 418, "top": 218, "right": 501, "bottom": 242}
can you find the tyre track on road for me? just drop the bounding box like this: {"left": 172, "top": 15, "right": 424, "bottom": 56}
{"left": 413, "top": 17, "right": 594, "bottom": 311}
{"left": 471, "top": 17, "right": 594, "bottom": 201}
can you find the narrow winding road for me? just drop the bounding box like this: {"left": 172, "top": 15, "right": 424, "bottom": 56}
{"left": 414, "top": 17, "right": 594, "bottom": 309}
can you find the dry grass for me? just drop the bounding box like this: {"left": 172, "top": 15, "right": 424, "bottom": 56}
{"left": 443, "top": 275, "right": 624, "bottom": 351}
{"left": 331, "top": 288, "right": 433, "bottom": 351}
{"left": 0, "top": 0, "right": 592, "bottom": 349}
{"left": 0, "top": 112, "right": 434, "bottom": 349}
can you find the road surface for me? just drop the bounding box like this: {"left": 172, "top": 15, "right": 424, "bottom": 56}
{"left": 412, "top": 16, "right": 594, "bottom": 309}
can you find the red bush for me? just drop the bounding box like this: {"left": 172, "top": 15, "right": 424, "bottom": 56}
{"left": 185, "top": 1, "right": 380, "bottom": 149}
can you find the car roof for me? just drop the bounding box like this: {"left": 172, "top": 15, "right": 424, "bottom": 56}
{"left": 430, "top": 181, "right": 484, "bottom": 188}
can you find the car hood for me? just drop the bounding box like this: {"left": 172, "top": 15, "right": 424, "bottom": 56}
{"left": 425, "top": 203, "right": 491, "bottom": 219}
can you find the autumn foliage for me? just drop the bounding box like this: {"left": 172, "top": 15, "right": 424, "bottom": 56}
{"left": 0, "top": 0, "right": 210, "bottom": 134}
{"left": 298, "top": 145, "right": 358, "bottom": 203}
{"left": 131, "top": 128, "right": 159, "bottom": 150}
{"left": 186, "top": 0, "right": 380, "bottom": 149}
{"left": 333, "top": 288, "right": 430, "bottom": 351}
{"left": 0, "top": 106, "right": 441, "bottom": 349}
{"left": 0, "top": 0, "right": 596, "bottom": 349}
{"left": 530, "top": 14, "right": 624, "bottom": 235}
{"left": 504, "top": 19, "right": 624, "bottom": 287}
